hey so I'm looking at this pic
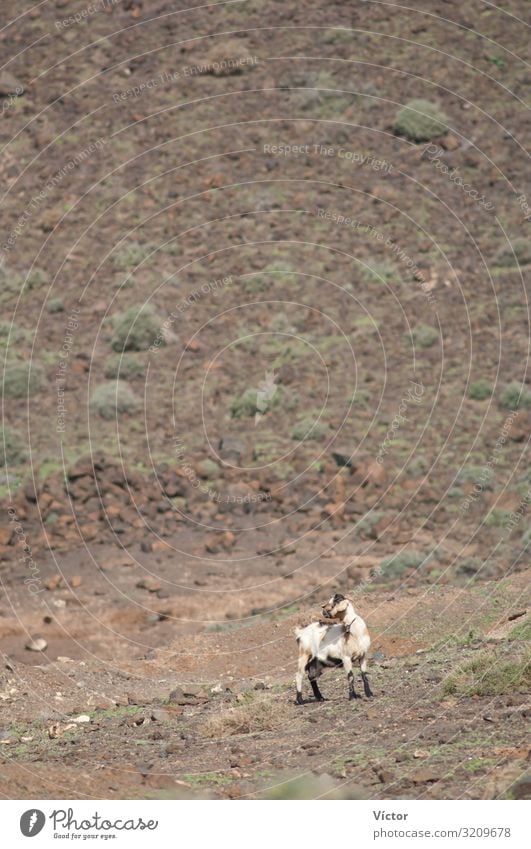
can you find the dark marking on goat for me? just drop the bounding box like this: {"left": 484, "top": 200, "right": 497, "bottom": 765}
{"left": 348, "top": 671, "right": 359, "bottom": 700}
{"left": 362, "top": 671, "right": 373, "bottom": 698}
{"left": 320, "top": 657, "right": 343, "bottom": 668}
{"left": 310, "top": 679, "right": 326, "bottom": 702}
{"left": 296, "top": 690, "right": 304, "bottom": 705}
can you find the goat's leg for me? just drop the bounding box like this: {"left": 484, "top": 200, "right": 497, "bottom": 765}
{"left": 343, "top": 656, "right": 359, "bottom": 700}
{"left": 307, "top": 659, "right": 326, "bottom": 702}
{"left": 295, "top": 652, "right": 309, "bottom": 704}
{"left": 360, "top": 655, "right": 373, "bottom": 698}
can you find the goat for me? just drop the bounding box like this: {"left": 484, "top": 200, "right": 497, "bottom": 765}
{"left": 294, "top": 593, "right": 373, "bottom": 704}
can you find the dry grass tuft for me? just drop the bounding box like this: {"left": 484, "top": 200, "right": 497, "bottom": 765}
{"left": 200, "top": 698, "right": 289, "bottom": 738}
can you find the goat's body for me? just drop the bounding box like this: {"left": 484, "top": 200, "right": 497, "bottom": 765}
{"left": 294, "top": 597, "right": 373, "bottom": 704}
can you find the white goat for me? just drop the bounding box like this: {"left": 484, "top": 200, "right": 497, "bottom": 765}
{"left": 294, "top": 593, "right": 373, "bottom": 704}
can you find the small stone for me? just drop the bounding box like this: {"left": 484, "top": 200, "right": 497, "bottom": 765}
{"left": 136, "top": 577, "right": 162, "bottom": 592}
{"left": 0, "top": 71, "right": 24, "bottom": 97}
{"left": 26, "top": 637, "right": 47, "bottom": 652}
{"left": 164, "top": 740, "right": 183, "bottom": 755}
{"left": 72, "top": 714, "right": 91, "bottom": 724}
{"left": 410, "top": 767, "right": 439, "bottom": 784}
{"left": 151, "top": 709, "right": 170, "bottom": 722}
{"left": 413, "top": 749, "right": 430, "bottom": 759}
{"left": 69, "top": 575, "right": 82, "bottom": 588}
{"left": 185, "top": 338, "right": 200, "bottom": 352}
{"left": 440, "top": 133, "right": 460, "bottom": 151}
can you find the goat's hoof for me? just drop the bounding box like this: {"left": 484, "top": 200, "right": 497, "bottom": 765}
{"left": 365, "top": 692, "right": 374, "bottom": 699}
{"left": 316, "top": 696, "right": 326, "bottom": 702}
{"left": 349, "top": 692, "right": 360, "bottom": 701}
{"left": 295, "top": 696, "right": 304, "bottom": 706}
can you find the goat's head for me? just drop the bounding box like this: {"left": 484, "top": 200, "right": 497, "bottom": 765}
{"left": 322, "top": 593, "right": 350, "bottom": 620}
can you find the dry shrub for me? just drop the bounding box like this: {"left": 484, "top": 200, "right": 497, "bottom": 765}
{"left": 200, "top": 698, "right": 289, "bottom": 738}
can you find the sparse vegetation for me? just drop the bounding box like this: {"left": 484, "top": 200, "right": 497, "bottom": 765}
{"left": 456, "top": 557, "right": 482, "bottom": 577}
{"left": 111, "top": 304, "right": 163, "bottom": 352}
{"left": 442, "top": 651, "right": 531, "bottom": 697}
{"left": 25, "top": 268, "right": 47, "bottom": 290}
{"left": 230, "top": 382, "right": 283, "bottom": 418}
{"left": 393, "top": 99, "right": 449, "bottom": 142}
{"left": 291, "top": 416, "right": 328, "bottom": 441}
{"left": 357, "top": 510, "right": 384, "bottom": 539}
{"left": 409, "top": 323, "right": 439, "bottom": 348}
{"left": 509, "top": 617, "right": 531, "bottom": 642}
{"left": 104, "top": 353, "right": 145, "bottom": 380}
{"left": 362, "top": 259, "right": 398, "bottom": 284}
{"left": 47, "top": 297, "right": 64, "bottom": 313}
{"left": 112, "top": 241, "right": 153, "bottom": 268}
{"left": 494, "top": 237, "right": 531, "bottom": 268}
{"left": 90, "top": 381, "right": 139, "bottom": 419}
{"left": 201, "top": 698, "right": 288, "bottom": 738}
{"left": 498, "top": 381, "right": 531, "bottom": 411}
{"left": 380, "top": 550, "right": 427, "bottom": 577}
{"left": 456, "top": 466, "right": 495, "bottom": 489}
{"left": 1, "top": 363, "right": 43, "bottom": 398}
{"left": 0, "top": 426, "right": 26, "bottom": 466}
{"left": 468, "top": 379, "right": 493, "bottom": 400}
{"left": 485, "top": 509, "right": 512, "bottom": 528}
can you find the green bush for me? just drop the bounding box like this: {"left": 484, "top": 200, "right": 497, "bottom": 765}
{"left": 0, "top": 426, "right": 26, "bottom": 466}
{"left": 442, "top": 652, "right": 531, "bottom": 697}
{"left": 362, "top": 259, "right": 398, "bottom": 284}
{"left": 90, "top": 382, "right": 139, "bottom": 419}
{"left": 104, "top": 353, "right": 145, "bottom": 380}
{"left": 456, "top": 465, "right": 495, "bottom": 489}
{"left": 485, "top": 508, "right": 512, "bottom": 528}
{"left": 291, "top": 416, "right": 328, "bottom": 441}
{"left": 47, "top": 297, "right": 64, "bottom": 314}
{"left": 468, "top": 379, "right": 493, "bottom": 400}
{"left": 197, "top": 458, "right": 221, "bottom": 479}
{"left": 455, "top": 557, "right": 482, "bottom": 577}
{"left": 112, "top": 241, "right": 152, "bottom": 268}
{"left": 230, "top": 388, "right": 261, "bottom": 418}
{"left": 498, "top": 382, "right": 531, "bottom": 411}
{"left": 0, "top": 321, "right": 29, "bottom": 352}
{"left": 393, "top": 99, "right": 449, "bottom": 142}
{"left": 1, "top": 363, "right": 43, "bottom": 398}
{"left": 406, "top": 455, "right": 429, "bottom": 477}
{"left": 25, "top": 268, "right": 47, "bottom": 290}
{"left": 111, "top": 304, "right": 163, "bottom": 352}
{"left": 409, "top": 323, "right": 439, "bottom": 348}
{"left": 380, "top": 550, "right": 427, "bottom": 577}
{"left": 509, "top": 616, "right": 531, "bottom": 642}
{"left": 230, "top": 386, "right": 281, "bottom": 419}
{"left": 494, "top": 237, "right": 531, "bottom": 268}
{"left": 357, "top": 511, "right": 384, "bottom": 539}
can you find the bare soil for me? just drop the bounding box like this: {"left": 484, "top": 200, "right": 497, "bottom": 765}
{"left": 0, "top": 1, "right": 529, "bottom": 800}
